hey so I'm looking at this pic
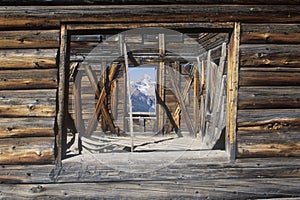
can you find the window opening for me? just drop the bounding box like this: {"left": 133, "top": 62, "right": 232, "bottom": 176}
{"left": 62, "top": 24, "right": 235, "bottom": 171}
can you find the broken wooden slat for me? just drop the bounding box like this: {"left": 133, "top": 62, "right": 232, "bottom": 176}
{"left": 0, "top": 69, "right": 58, "bottom": 90}
{"left": 0, "top": 117, "right": 55, "bottom": 139}
{"left": 0, "top": 49, "right": 57, "bottom": 69}
{"left": 0, "top": 137, "right": 54, "bottom": 164}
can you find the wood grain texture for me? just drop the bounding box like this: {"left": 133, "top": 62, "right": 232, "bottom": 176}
{"left": 241, "top": 24, "right": 300, "bottom": 44}
{"left": 238, "top": 86, "right": 300, "bottom": 109}
{"left": 239, "top": 71, "right": 300, "bottom": 86}
{"left": 0, "top": 69, "right": 58, "bottom": 90}
{"left": 0, "top": 30, "right": 59, "bottom": 48}
{"left": 0, "top": 117, "right": 55, "bottom": 139}
{"left": 240, "top": 44, "right": 300, "bottom": 67}
{"left": 0, "top": 49, "right": 57, "bottom": 69}
{"left": 0, "top": 5, "right": 300, "bottom": 29}
{"left": 0, "top": 137, "right": 54, "bottom": 164}
{"left": 1, "top": 0, "right": 300, "bottom": 5}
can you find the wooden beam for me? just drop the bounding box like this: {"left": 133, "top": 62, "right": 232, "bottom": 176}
{"left": 225, "top": 22, "right": 240, "bottom": 161}
{"left": 84, "top": 63, "right": 118, "bottom": 136}
{"left": 0, "top": 5, "right": 300, "bottom": 29}
{"left": 168, "top": 67, "right": 195, "bottom": 137}
{"left": 156, "top": 33, "right": 165, "bottom": 133}
{"left": 1, "top": 0, "right": 300, "bottom": 5}
{"left": 56, "top": 24, "right": 70, "bottom": 166}
{"left": 166, "top": 66, "right": 196, "bottom": 134}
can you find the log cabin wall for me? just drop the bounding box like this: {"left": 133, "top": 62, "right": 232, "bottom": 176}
{"left": 0, "top": 29, "right": 59, "bottom": 164}
{"left": 0, "top": 1, "right": 299, "bottom": 164}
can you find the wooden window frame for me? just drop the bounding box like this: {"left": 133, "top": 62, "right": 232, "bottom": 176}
{"left": 56, "top": 22, "right": 240, "bottom": 166}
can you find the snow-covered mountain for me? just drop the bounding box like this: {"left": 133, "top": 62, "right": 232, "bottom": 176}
{"left": 130, "top": 74, "right": 156, "bottom": 113}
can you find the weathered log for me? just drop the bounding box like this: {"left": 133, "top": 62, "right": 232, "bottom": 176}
{"left": 0, "top": 117, "right": 55, "bottom": 139}
{"left": 238, "top": 142, "right": 300, "bottom": 158}
{"left": 241, "top": 24, "right": 300, "bottom": 44}
{"left": 0, "top": 5, "right": 300, "bottom": 29}
{"left": 0, "top": 105, "right": 56, "bottom": 117}
{"left": 0, "top": 137, "right": 54, "bottom": 164}
{"left": 239, "top": 71, "right": 300, "bottom": 86}
{"left": 0, "top": 69, "right": 58, "bottom": 90}
{"left": 0, "top": 49, "right": 57, "bottom": 69}
{"left": 238, "top": 86, "right": 300, "bottom": 109}
{"left": 0, "top": 30, "right": 59, "bottom": 48}
{"left": 237, "top": 109, "right": 300, "bottom": 129}
{"left": 1, "top": 0, "right": 300, "bottom": 5}
{"left": 240, "top": 44, "right": 300, "bottom": 67}
{"left": 0, "top": 89, "right": 56, "bottom": 106}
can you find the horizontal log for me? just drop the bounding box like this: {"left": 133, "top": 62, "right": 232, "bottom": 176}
{"left": 237, "top": 109, "right": 300, "bottom": 130}
{"left": 239, "top": 71, "right": 300, "bottom": 86}
{"left": 0, "top": 49, "right": 57, "bottom": 69}
{"left": 0, "top": 117, "right": 55, "bottom": 139}
{"left": 0, "top": 105, "right": 56, "bottom": 117}
{"left": 0, "top": 30, "right": 59, "bottom": 48}
{"left": 0, "top": 5, "right": 300, "bottom": 29}
{"left": 238, "top": 86, "right": 300, "bottom": 109}
{"left": 238, "top": 142, "right": 300, "bottom": 157}
{"left": 0, "top": 89, "right": 56, "bottom": 106}
{"left": 0, "top": 137, "right": 54, "bottom": 164}
{"left": 241, "top": 24, "right": 300, "bottom": 44}
{"left": 240, "top": 44, "right": 300, "bottom": 67}
{"left": 238, "top": 130, "right": 300, "bottom": 157}
{"left": 1, "top": 0, "right": 300, "bottom": 5}
{"left": 0, "top": 69, "right": 58, "bottom": 90}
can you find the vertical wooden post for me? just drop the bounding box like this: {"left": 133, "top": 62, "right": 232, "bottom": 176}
{"left": 157, "top": 33, "right": 165, "bottom": 133}
{"left": 56, "top": 24, "right": 70, "bottom": 166}
{"left": 124, "top": 44, "right": 134, "bottom": 152}
{"left": 193, "top": 66, "right": 199, "bottom": 137}
{"left": 226, "top": 22, "right": 240, "bottom": 161}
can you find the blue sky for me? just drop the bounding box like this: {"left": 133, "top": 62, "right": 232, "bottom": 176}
{"left": 129, "top": 66, "right": 156, "bottom": 82}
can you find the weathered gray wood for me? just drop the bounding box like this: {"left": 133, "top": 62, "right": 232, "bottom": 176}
{"left": 239, "top": 86, "right": 300, "bottom": 109}
{"left": 0, "top": 89, "right": 56, "bottom": 106}
{"left": 240, "top": 44, "right": 300, "bottom": 67}
{"left": 0, "top": 30, "right": 59, "bottom": 48}
{"left": 237, "top": 109, "right": 300, "bottom": 129}
{"left": 1, "top": 0, "right": 300, "bottom": 5}
{"left": 225, "top": 22, "right": 240, "bottom": 160}
{"left": 0, "top": 5, "right": 300, "bottom": 29}
{"left": 168, "top": 67, "right": 195, "bottom": 137}
{"left": 0, "top": 137, "right": 54, "bottom": 164}
{"left": 1, "top": 177, "right": 300, "bottom": 199}
{"left": 0, "top": 49, "right": 57, "bottom": 69}
{"left": 241, "top": 24, "right": 300, "bottom": 44}
{"left": 239, "top": 71, "right": 300, "bottom": 86}
{"left": 56, "top": 24, "right": 70, "bottom": 166}
{"left": 0, "top": 69, "right": 58, "bottom": 90}
{"left": 0, "top": 117, "right": 55, "bottom": 139}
